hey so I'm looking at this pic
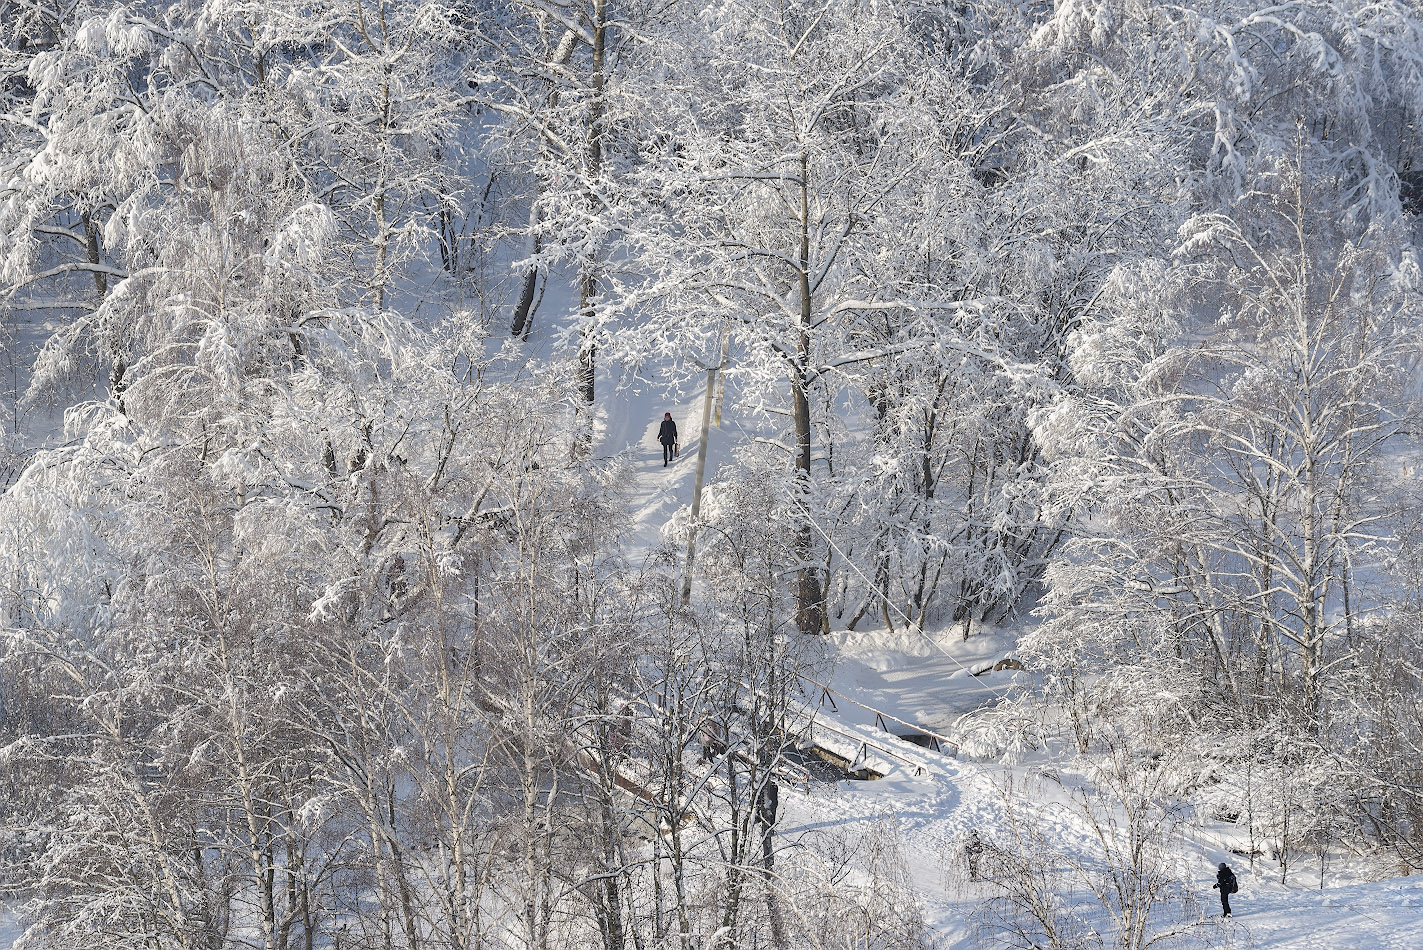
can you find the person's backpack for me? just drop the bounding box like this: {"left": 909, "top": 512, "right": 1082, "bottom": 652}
{"left": 1225, "top": 873, "right": 1238, "bottom": 894}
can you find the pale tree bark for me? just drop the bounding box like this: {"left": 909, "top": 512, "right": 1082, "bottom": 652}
{"left": 682, "top": 333, "right": 729, "bottom": 604}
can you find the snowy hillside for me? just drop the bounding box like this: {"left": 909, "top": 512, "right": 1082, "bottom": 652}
{"left": 4, "top": 1, "right": 1423, "bottom": 949}
{"left": 788, "top": 631, "right": 1423, "bottom": 950}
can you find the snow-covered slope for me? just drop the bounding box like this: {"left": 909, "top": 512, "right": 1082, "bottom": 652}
{"left": 0, "top": 908, "right": 19, "bottom": 950}
{"left": 773, "top": 627, "right": 1423, "bottom": 950}
{"left": 592, "top": 362, "right": 711, "bottom": 557}
{"left": 779, "top": 758, "right": 1423, "bottom": 949}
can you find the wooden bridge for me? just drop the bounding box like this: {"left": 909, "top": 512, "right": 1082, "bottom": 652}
{"left": 790, "top": 674, "right": 959, "bottom": 781}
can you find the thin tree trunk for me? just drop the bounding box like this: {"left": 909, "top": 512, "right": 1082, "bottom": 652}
{"left": 793, "top": 151, "right": 824, "bottom": 636}
{"left": 512, "top": 29, "right": 576, "bottom": 339}
{"left": 682, "top": 338, "right": 726, "bottom": 604}
{"left": 511, "top": 233, "right": 542, "bottom": 340}
{"left": 577, "top": 0, "right": 607, "bottom": 410}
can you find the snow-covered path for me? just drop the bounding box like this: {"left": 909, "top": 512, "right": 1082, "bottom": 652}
{"left": 779, "top": 627, "right": 1423, "bottom": 950}
{"left": 776, "top": 740, "right": 1423, "bottom": 950}
{"left": 593, "top": 368, "right": 714, "bottom": 561}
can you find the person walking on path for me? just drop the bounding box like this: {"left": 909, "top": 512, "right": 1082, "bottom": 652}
{"left": 657, "top": 412, "right": 678, "bottom": 466}
{"left": 1212, "top": 862, "right": 1238, "bottom": 917}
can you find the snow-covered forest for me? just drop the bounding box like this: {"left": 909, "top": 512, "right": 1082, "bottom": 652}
{"left": 2, "top": 1, "right": 1422, "bottom": 948}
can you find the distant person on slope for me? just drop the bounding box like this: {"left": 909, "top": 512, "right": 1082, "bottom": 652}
{"left": 1212, "top": 862, "right": 1238, "bottom": 917}
{"left": 657, "top": 412, "right": 678, "bottom": 466}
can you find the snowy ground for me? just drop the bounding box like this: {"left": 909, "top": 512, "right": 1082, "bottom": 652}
{"left": 774, "top": 627, "right": 1423, "bottom": 949}
{"left": 5, "top": 350, "right": 1420, "bottom": 950}
{"left": 578, "top": 352, "right": 1423, "bottom": 950}
{"left": 779, "top": 759, "right": 1423, "bottom": 949}
{"left": 0, "top": 907, "right": 19, "bottom": 950}
{"left": 592, "top": 359, "right": 721, "bottom": 558}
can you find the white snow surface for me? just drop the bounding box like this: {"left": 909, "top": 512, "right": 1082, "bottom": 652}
{"left": 576, "top": 363, "right": 1423, "bottom": 949}
{"left": 4, "top": 327, "right": 1420, "bottom": 950}
{"left": 0, "top": 907, "right": 20, "bottom": 950}
{"left": 773, "top": 626, "right": 1423, "bottom": 949}
{"left": 592, "top": 361, "right": 721, "bottom": 556}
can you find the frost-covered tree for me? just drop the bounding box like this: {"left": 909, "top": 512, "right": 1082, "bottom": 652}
{"left": 1026, "top": 0, "right": 1423, "bottom": 865}
{"left": 0, "top": 0, "right": 476, "bottom": 427}
{"left": 827, "top": 0, "right": 1196, "bottom": 634}
{"left": 618, "top": 0, "right": 998, "bottom": 635}
{"left": 0, "top": 289, "right": 637, "bottom": 949}
{"left": 476, "top": 0, "right": 665, "bottom": 406}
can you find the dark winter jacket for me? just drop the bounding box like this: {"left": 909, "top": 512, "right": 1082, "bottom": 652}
{"left": 658, "top": 418, "right": 678, "bottom": 445}
{"left": 1214, "top": 866, "right": 1237, "bottom": 894}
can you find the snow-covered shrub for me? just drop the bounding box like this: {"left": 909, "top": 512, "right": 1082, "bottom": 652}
{"left": 971, "top": 738, "right": 1214, "bottom": 950}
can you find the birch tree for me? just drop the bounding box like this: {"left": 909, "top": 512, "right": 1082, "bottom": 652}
{"left": 620, "top": 0, "right": 956, "bottom": 635}
{"left": 477, "top": 0, "right": 662, "bottom": 407}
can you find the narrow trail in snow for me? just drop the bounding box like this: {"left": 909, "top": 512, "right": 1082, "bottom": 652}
{"left": 594, "top": 377, "right": 712, "bottom": 564}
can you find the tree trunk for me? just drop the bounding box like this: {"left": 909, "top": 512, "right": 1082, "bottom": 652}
{"left": 511, "top": 29, "right": 576, "bottom": 340}
{"left": 793, "top": 151, "right": 824, "bottom": 635}
{"left": 577, "top": 0, "right": 608, "bottom": 410}
{"left": 682, "top": 340, "right": 726, "bottom": 604}
{"left": 511, "top": 233, "right": 542, "bottom": 340}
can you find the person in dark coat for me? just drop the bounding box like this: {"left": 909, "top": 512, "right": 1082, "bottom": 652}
{"left": 1212, "top": 862, "right": 1238, "bottom": 917}
{"left": 657, "top": 412, "right": 678, "bottom": 466}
